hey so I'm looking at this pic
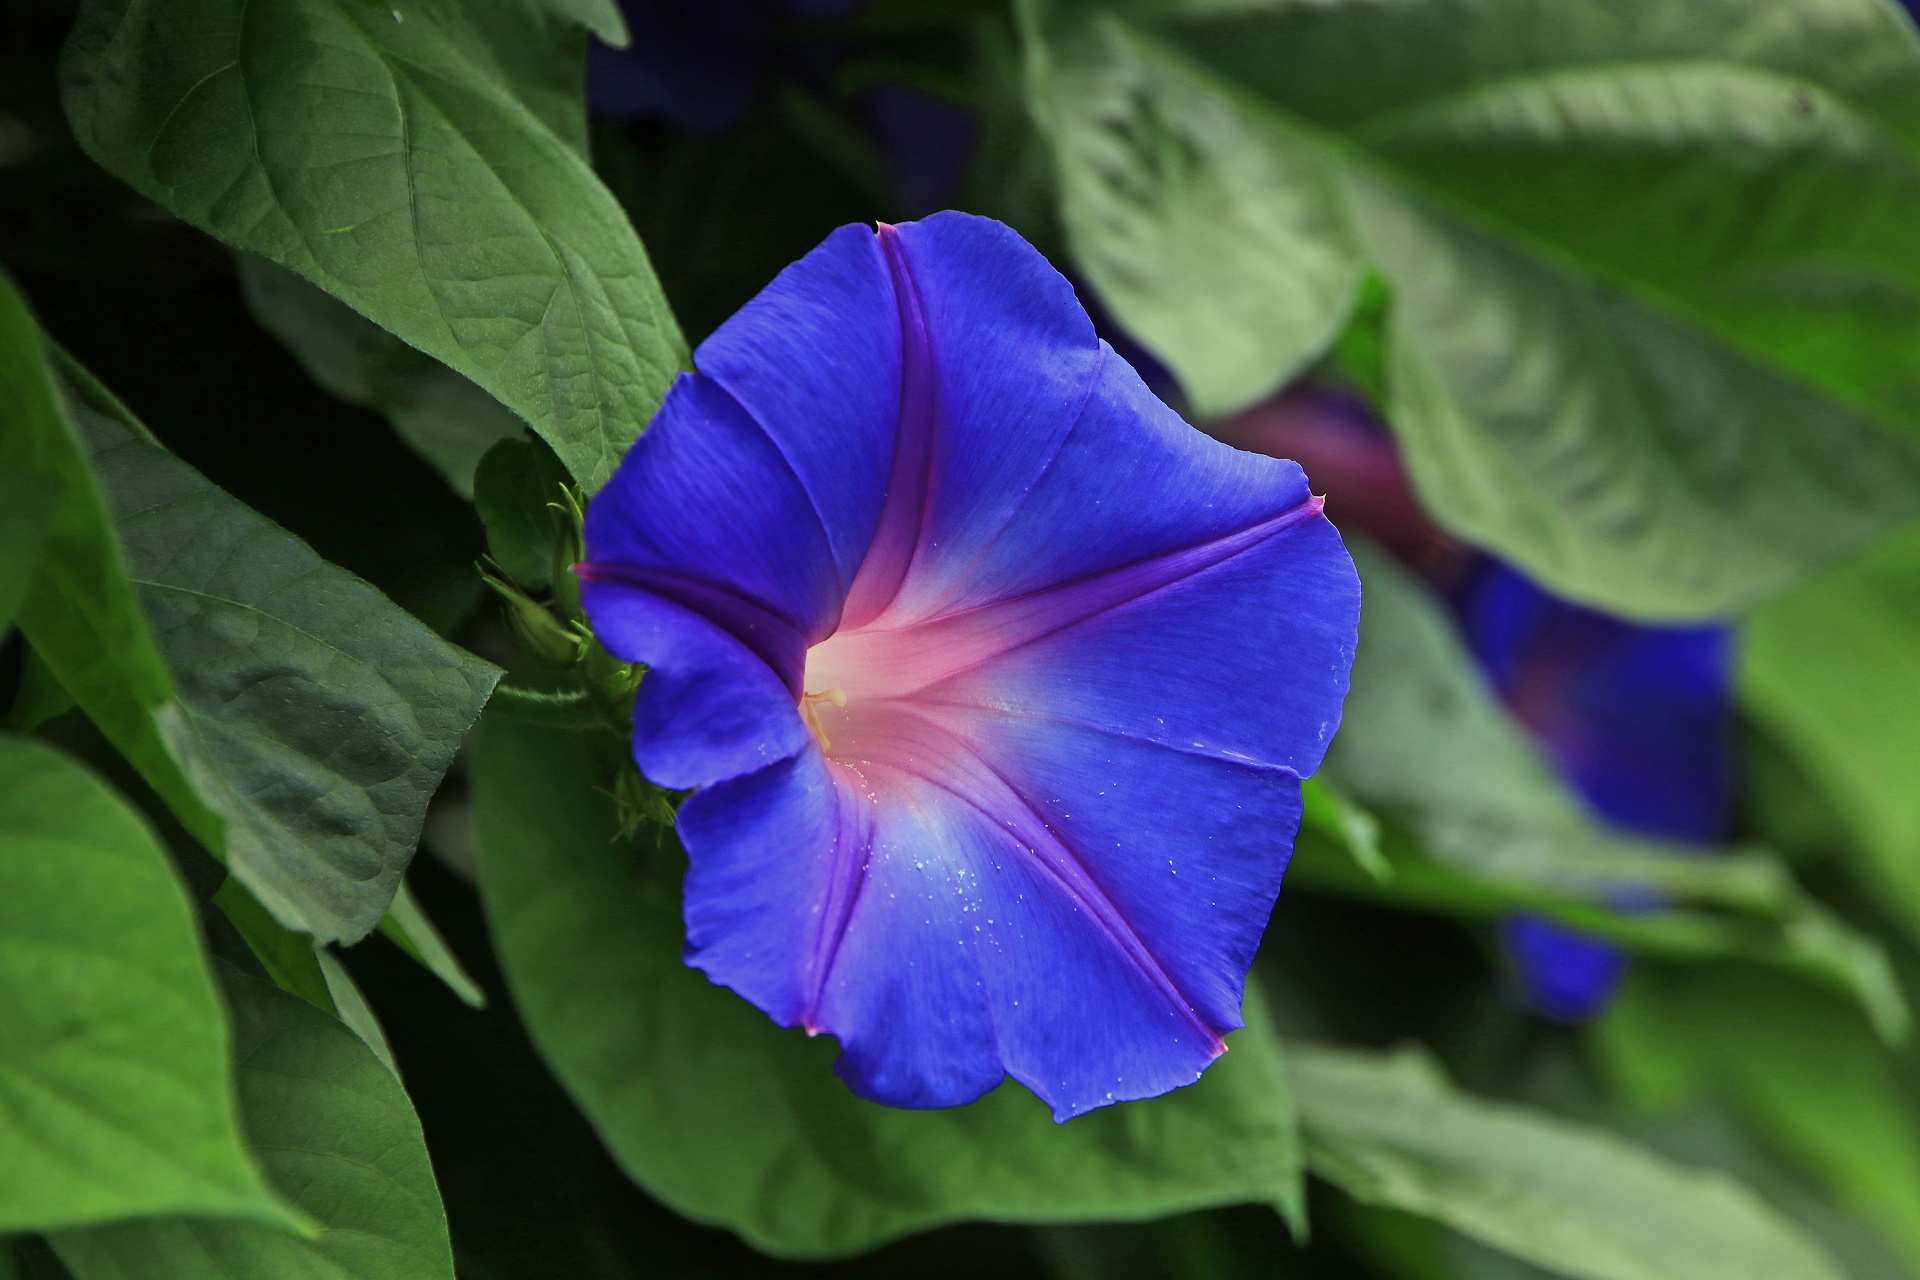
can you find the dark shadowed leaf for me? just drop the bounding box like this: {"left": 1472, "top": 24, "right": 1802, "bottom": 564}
{"left": 1598, "top": 965, "right": 1920, "bottom": 1276}
{"left": 1294, "top": 1042, "right": 1842, "bottom": 1280}
{"left": 472, "top": 436, "right": 572, "bottom": 593}
{"left": 0, "top": 735, "right": 286, "bottom": 1235}
{"left": 0, "top": 465, "right": 56, "bottom": 638}
{"left": 472, "top": 717, "right": 1305, "bottom": 1259}
{"left": 235, "top": 254, "right": 524, "bottom": 500}
{"left": 1027, "top": 0, "right": 1920, "bottom": 617}
{"left": 51, "top": 966, "right": 454, "bottom": 1280}
{"left": 4, "top": 280, "right": 231, "bottom": 879}
{"left": 70, "top": 396, "right": 500, "bottom": 943}
{"left": 10, "top": 279, "right": 498, "bottom": 945}
{"left": 63, "top": 0, "right": 686, "bottom": 491}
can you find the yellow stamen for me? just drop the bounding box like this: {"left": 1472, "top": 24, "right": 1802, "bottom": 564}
{"left": 800, "top": 688, "right": 846, "bottom": 753}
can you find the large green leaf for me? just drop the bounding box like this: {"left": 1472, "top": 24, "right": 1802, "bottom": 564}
{"left": 1027, "top": 14, "right": 1360, "bottom": 416}
{"left": 1315, "top": 541, "right": 1905, "bottom": 1037}
{"left": 1598, "top": 965, "right": 1920, "bottom": 1277}
{"left": 0, "top": 466, "right": 56, "bottom": 639}
{"left": 473, "top": 717, "right": 1305, "bottom": 1259}
{"left": 62, "top": 0, "right": 687, "bottom": 491}
{"left": 1294, "top": 1042, "right": 1842, "bottom": 1280}
{"left": 0, "top": 735, "right": 286, "bottom": 1235}
{"left": 235, "top": 254, "right": 524, "bottom": 500}
{"left": 1743, "top": 518, "right": 1920, "bottom": 947}
{"left": 50, "top": 966, "right": 455, "bottom": 1280}
{"left": 1026, "top": 0, "right": 1920, "bottom": 617}
{"left": 10, "top": 276, "right": 498, "bottom": 944}
{"left": 3, "top": 280, "right": 213, "bottom": 859}
{"left": 71, "top": 395, "right": 500, "bottom": 943}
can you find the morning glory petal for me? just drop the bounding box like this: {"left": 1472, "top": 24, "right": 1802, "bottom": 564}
{"left": 583, "top": 374, "right": 844, "bottom": 653}
{"left": 677, "top": 747, "right": 871, "bottom": 1027}
{"left": 575, "top": 582, "right": 810, "bottom": 791}
{"left": 913, "top": 330, "right": 1320, "bottom": 622}
{"left": 948, "top": 512, "right": 1358, "bottom": 779}
{"left": 1500, "top": 914, "right": 1630, "bottom": 1023}
{"left": 581, "top": 212, "right": 1361, "bottom": 1118}
{"left": 849, "top": 215, "right": 1104, "bottom": 627}
{"left": 805, "top": 708, "right": 1231, "bottom": 1119}
{"left": 955, "top": 713, "right": 1305, "bottom": 1074}
{"left": 696, "top": 223, "right": 901, "bottom": 598}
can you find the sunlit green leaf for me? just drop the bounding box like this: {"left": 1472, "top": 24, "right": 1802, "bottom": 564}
{"left": 1599, "top": 965, "right": 1920, "bottom": 1276}
{"left": 1026, "top": 0, "right": 1920, "bottom": 617}
{"left": 1029, "top": 14, "right": 1360, "bottom": 416}
{"left": 473, "top": 716, "right": 1305, "bottom": 1259}
{"left": 1294, "top": 1042, "right": 1843, "bottom": 1280}
{"left": 51, "top": 966, "right": 454, "bottom": 1280}
{"left": 63, "top": 0, "right": 687, "bottom": 491}
{"left": 0, "top": 735, "right": 287, "bottom": 1235}
{"left": 1743, "top": 518, "right": 1920, "bottom": 947}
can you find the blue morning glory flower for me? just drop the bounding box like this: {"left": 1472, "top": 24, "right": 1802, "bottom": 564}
{"left": 1219, "top": 389, "right": 1733, "bottom": 1024}
{"left": 577, "top": 213, "right": 1360, "bottom": 1119}
{"left": 586, "top": 0, "right": 860, "bottom": 135}
{"left": 1462, "top": 563, "right": 1734, "bottom": 1021}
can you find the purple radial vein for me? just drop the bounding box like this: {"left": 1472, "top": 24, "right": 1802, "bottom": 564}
{"left": 840, "top": 225, "right": 939, "bottom": 631}
{"left": 803, "top": 756, "right": 878, "bottom": 1032}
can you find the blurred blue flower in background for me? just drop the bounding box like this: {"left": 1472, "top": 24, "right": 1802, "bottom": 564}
{"left": 586, "top": 0, "right": 862, "bottom": 135}
{"left": 585, "top": 0, "right": 979, "bottom": 221}
{"left": 1218, "top": 387, "right": 1736, "bottom": 1023}
{"left": 578, "top": 214, "right": 1360, "bottom": 1118}
{"left": 1460, "top": 564, "right": 1734, "bottom": 1020}
{"left": 1460, "top": 564, "right": 1733, "bottom": 846}
{"left": 858, "top": 82, "right": 976, "bottom": 217}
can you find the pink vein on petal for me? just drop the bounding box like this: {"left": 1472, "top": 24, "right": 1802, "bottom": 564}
{"left": 812, "top": 704, "right": 1224, "bottom": 1055}
{"left": 806, "top": 495, "right": 1326, "bottom": 704}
